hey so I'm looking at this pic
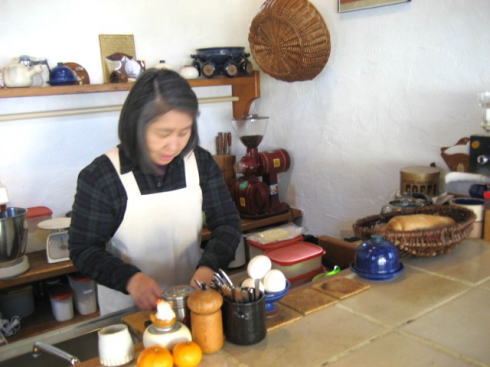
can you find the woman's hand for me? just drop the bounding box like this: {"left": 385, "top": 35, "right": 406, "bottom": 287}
{"left": 190, "top": 266, "right": 215, "bottom": 289}
{"left": 126, "top": 272, "right": 163, "bottom": 310}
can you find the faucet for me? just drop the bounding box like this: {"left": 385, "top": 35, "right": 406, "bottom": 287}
{"left": 32, "top": 341, "right": 80, "bottom": 366}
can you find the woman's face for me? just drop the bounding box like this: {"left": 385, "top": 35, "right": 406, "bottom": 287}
{"left": 145, "top": 109, "right": 193, "bottom": 165}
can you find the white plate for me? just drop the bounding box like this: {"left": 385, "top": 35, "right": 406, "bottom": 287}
{"left": 38, "top": 217, "right": 71, "bottom": 230}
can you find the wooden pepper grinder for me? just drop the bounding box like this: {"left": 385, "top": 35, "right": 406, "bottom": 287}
{"left": 187, "top": 288, "right": 224, "bottom": 353}
{"left": 483, "top": 191, "right": 490, "bottom": 242}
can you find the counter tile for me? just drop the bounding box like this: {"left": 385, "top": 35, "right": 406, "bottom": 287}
{"left": 224, "top": 304, "right": 387, "bottom": 367}
{"left": 402, "top": 240, "right": 490, "bottom": 285}
{"left": 478, "top": 279, "right": 490, "bottom": 291}
{"left": 325, "top": 331, "right": 477, "bottom": 367}
{"left": 401, "top": 287, "right": 490, "bottom": 366}
{"left": 341, "top": 267, "right": 468, "bottom": 327}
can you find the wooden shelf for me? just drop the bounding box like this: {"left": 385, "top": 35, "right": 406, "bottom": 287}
{"left": 202, "top": 208, "right": 303, "bottom": 241}
{"left": 0, "top": 208, "right": 302, "bottom": 291}
{"left": 6, "top": 299, "right": 100, "bottom": 343}
{"left": 0, "top": 251, "right": 78, "bottom": 290}
{"left": 0, "top": 72, "right": 260, "bottom": 119}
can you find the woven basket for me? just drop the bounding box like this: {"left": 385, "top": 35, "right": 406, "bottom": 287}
{"left": 353, "top": 205, "right": 476, "bottom": 257}
{"left": 248, "top": 0, "right": 331, "bottom": 82}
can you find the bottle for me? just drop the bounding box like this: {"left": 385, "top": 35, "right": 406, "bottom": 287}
{"left": 187, "top": 288, "right": 224, "bottom": 354}
{"left": 483, "top": 191, "right": 490, "bottom": 242}
{"left": 142, "top": 299, "right": 192, "bottom": 349}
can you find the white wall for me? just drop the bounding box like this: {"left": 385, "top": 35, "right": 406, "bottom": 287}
{"left": 1, "top": 0, "right": 489, "bottom": 241}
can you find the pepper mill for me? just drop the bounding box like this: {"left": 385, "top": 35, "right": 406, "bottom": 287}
{"left": 187, "top": 288, "right": 224, "bottom": 353}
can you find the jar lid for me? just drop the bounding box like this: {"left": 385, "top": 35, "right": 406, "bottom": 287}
{"left": 162, "top": 285, "right": 195, "bottom": 300}
{"left": 266, "top": 242, "right": 325, "bottom": 266}
{"left": 69, "top": 272, "right": 92, "bottom": 282}
{"left": 26, "top": 206, "right": 53, "bottom": 218}
{"left": 50, "top": 285, "right": 73, "bottom": 300}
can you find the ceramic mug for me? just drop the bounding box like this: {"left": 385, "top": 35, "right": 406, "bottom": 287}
{"left": 98, "top": 323, "right": 134, "bottom": 366}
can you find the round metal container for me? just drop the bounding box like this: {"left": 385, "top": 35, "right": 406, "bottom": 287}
{"left": 162, "top": 285, "right": 195, "bottom": 327}
{"left": 400, "top": 166, "right": 440, "bottom": 196}
{"left": 0, "top": 207, "right": 28, "bottom": 264}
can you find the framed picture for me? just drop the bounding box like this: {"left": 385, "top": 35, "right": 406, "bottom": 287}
{"left": 338, "top": 0, "right": 411, "bottom": 13}
{"left": 99, "top": 34, "right": 136, "bottom": 83}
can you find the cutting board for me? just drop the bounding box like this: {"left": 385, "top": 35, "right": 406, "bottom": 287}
{"left": 122, "top": 310, "right": 151, "bottom": 339}
{"left": 279, "top": 287, "right": 337, "bottom": 315}
{"left": 265, "top": 303, "right": 302, "bottom": 331}
{"left": 311, "top": 276, "right": 370, "bottom": 299}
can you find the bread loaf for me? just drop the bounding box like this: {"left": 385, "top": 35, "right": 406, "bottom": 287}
{"left": 385, "top": 214, "right": 455, "bottom": 231}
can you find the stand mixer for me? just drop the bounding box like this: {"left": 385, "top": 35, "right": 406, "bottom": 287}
{"left": 231, "top": 114, "right": 290, "bottom": 218}
{"left": 0, "top": 207, "right": 30, "bottom": 279}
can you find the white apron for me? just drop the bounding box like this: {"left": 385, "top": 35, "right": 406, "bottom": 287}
{"left": 98, "top": 147, "right": 203, "bottom": 315}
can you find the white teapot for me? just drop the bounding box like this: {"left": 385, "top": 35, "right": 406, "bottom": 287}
{"left": 2, "top": 60, "right": 43, "bottom": 87}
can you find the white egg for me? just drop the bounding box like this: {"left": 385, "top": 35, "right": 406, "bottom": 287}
{"left": 263, "top": 269, "right": 286, "bottom": 293}
{"left": 247, "top": 255, "right": 272, "bottom": 279}
{"left": 241, "top": 278, "right": 264, "bottom": 292}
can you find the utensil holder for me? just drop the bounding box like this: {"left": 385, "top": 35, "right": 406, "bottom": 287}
{"left": 222, "top": 293, "right": 266, "bottom": 345}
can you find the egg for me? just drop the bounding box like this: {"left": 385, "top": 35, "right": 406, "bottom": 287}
{"left": 241, "top": 278, "right": 264, "bottom": 292}
{"left": 263, "top": 269, "right": 286, "bottom": 293}
{"left": 247, "top": 255, "right": 272, "bottom": 279}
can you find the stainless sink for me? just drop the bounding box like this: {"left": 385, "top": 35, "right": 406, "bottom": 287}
{"left": 0, "top": 330, "right": 99, "bottom": 367}
{"left": 0, "top": 307, "right": 139, "bottom": 367}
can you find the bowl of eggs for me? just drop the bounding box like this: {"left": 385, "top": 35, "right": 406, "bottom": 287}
{"left": 245, "top": 255, "right": 290, "bottom": 313}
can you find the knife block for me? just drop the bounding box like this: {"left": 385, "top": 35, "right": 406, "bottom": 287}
{"left": 213, "top": 155, "right": 236, "bottom": 191}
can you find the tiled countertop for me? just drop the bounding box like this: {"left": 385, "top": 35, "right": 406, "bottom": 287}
{"left": 79, "top": 239, "right": 489, "bottom": 367}
{"left": 198, "top": 239, "right": 490, "bottom": 367}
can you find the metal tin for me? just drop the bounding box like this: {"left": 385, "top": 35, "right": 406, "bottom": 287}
{"left": 162, "top": 285, "right": 195, "bottom": 327}
{"left": 400, "top": 166, "right": 440, "bottom": 196}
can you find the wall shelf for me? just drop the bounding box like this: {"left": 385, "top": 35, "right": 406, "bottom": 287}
{"left": 0, "top": 72, "right": 260, "bottom": 119}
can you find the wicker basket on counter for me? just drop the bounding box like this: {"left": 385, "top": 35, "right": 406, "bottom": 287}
{"left": 353, "top": 205, "right": 476, "bottom": 257}
{"left": 248, "top": 0, "right": 331, "bottom": 82}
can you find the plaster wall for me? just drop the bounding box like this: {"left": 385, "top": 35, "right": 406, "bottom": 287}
{"left": 0, "top": 0, "right": 489, "bottom": 244}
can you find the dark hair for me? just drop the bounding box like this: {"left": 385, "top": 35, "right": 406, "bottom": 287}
{"left": 118, "top": 68, "right": 199, "bottom": 173}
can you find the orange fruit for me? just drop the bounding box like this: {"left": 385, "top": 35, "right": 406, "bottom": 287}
{"left": 137, "top": 345, "right": 173, "bottom": 367}
{"left": 172, "top": 341, "right": 203, "bottom": 367}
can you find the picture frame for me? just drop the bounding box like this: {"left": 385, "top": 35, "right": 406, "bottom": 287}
{"left": 98, "top": 34, "right": 136, "bottom": 83}
{"left": 338, "top": 0, "right": 411, "bottom": 13}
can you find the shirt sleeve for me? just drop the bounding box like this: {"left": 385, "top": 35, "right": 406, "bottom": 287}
{"left": 195, "top": 147, "right": 242, "bottom": 271}
{"left": 68, "top": 156, "right": 140, "bottom": 294}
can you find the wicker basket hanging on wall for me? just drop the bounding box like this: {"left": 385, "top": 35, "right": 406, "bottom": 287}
{"left": 248, "top": 0, "right": 331, "bottom": 82}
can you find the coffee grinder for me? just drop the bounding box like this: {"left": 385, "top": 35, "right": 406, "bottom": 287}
{"left": 470, "top": 92, "right": 490, "bottom": 176}
{"left": 231, "top": 114, "right": 290, "bottom": 218}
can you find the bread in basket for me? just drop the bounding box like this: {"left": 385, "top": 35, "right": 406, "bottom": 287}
{"left": 353, "top": 205, "right": 476, "bottom": 257}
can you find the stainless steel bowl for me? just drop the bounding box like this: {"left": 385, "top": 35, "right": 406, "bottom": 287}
{"left": 0, "top": 207, "right": 28, "bottom": 264}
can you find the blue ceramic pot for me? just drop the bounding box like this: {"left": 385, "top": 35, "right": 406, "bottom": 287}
{"left": 49, "top": 63, "right": 77, "bottom": 86}
{"left": 351, "top": 235, "right": 403, "bottom": 280}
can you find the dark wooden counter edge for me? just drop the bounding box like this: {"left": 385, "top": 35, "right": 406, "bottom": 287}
{"left": 0, "top": 208, "right": 302, "bottom": 290}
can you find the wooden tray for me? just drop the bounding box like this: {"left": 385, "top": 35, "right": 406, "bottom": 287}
{"left": 279, "top": 287, "right": 337, "bottom": 315}
{"left": 311, "top": 276, "right": 370, "bottom": 299}
{"left": 122, "top": 311, "right": 150, "bottom": 339}
{"left": 265, "top": 303, "right": 302, "bottom": 331}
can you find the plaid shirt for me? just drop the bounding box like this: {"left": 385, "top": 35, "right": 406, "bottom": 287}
{"left": 68, "top": 145, "right": 241, "bottom": 294}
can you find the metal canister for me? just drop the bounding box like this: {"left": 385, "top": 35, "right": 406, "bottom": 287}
{"left": 400, "top": 166, "right": 440, "bottom": 196}
{"left": 162, "top": 285, "right": 195, "bottom": 328}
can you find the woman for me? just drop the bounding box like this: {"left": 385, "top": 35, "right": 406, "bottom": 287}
{"left": 69, "top": 69, "right": 241, "bottom": 315}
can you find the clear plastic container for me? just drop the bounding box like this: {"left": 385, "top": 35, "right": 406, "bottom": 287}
{"left": 68, "top": 274, "right": 97, "bottom": 315}
{"left": 49, "top": 286, "right": 74, "bottom": 322}
{"left": 266, "top": 241, "right": 325, "bottom": 283}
